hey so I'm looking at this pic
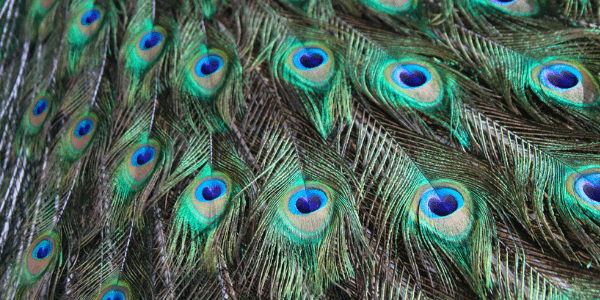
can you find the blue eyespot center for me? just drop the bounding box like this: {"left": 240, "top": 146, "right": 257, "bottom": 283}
{"left": 195, "top": 55, "right": 224, "bottom": 77}
{"left": 575, "top": 173, "right": 600, "bottom": 205}
{"left": 296, "top": 195, "right": 321, "bottom": 214}
{"left": 300, "top": 53, "right": 323, "bottom": 69}
{"left": 139, "top": 31, "right": 163, "bottom": 50}
{"left": 74, "top": 119, "right": 93, "bottom": 138}
{"left": 540, "top": 64, "right": 582, "bottom": 91}
{"left": 195, "top": 179, "right": 227, "bottom": 202}
{"left": 420, "top": 187, "right": 464, "bottom": 218}
{"left": 490, "top": 0, "right": 516, "bottom": 4}
{"left": 288, "top": 188, "right": 327, "bottom": 215}
{"left": 292, "top": 47, "right": 328, "bottom": 71}
{"left": 33, "top": 240, "right": 52, "bottom": 260}
{"left": 33, "top": 99, "right": 49, "bottom": 116}
{"left": 392, "top": 64, "right": 431, "bottom": 89}
{"left": 400, "top": 69, "right": 427, "bottom": 87}
{"left": 101, "top": 290, "right": 126, "bottom": 300}
{"left": 429, "top": 194, "right": 458, "bottom": 217}
{"left": 81, "top": 9, "right": 101, "bottom": 26}
{"left": 547, "top": 71, "right": 579, "bottom": 89}
{"left": 583, "top": 183, "right": 600, "bottom": 202}
{"left": 131, "top": 146, "right": 156, "bottom": 167}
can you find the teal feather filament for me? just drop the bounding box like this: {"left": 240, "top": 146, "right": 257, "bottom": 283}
{"left": 531, "top": 60, "right": 599, "bottom": 106}
{"left": 281, "top": 183, "right": 333, "bottom": 236}
{"left": 26, "top": 0, "right": 60, "bottom": 39}
{"left": 412, "top": 181, "right": 472, "bottom": 239}
{"left": 189, "top": 50, "right": 229, "bottom": 97}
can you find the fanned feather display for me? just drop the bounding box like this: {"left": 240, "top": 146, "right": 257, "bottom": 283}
{"left": 2, "top": 0, "right": 600, "bottom": 299}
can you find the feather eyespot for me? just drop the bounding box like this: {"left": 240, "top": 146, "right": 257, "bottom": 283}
{"left": 25, "top": 233, "right": 58, "bottom": 278}
{"left": 68, "top": 115, "right": 97, "bottom": 153}
{"left": 139, "top": 31, "right": 162, "bottom": 50}
{"left": 487, "top": 0, "right": 537, "bottom": 15}
{"left": 101, "top": 290, "right": 125, "bottom": 300}
{"left": 126, "top": 141, "right": 160, "bottom": 183}
{"left": 27, "top": 94, "right": 52, "bottom": 129}
{"left": 189, "top": 50, "right": 228, "bottom": 96}
{"left": 420, "top": 187, "right": 464, "bottom": 218}
{"left": 33, "top": 240, "right": 53, "bottom": 260}
{"left": 80, "top": 9, "right": 101, "bottom": 26}
{"left": 77, "top": 8, "right": 104, "bottom": 37}
{"left": 286, "top": 44, "right": 334, "bottom": 87}
{"left": 412, "top": 181, "right": 472, "bottom": 238}
{"left": 33, "top": 99, "right": 49, "bottom": 116}
{"left": 282, "top": 183, "right": 333, "bottom": 235}
{"left": 131, "top": 146, "right": 155, "bottom": 167}
{"left": 135, "top": 27, "right": 167, "bottom": 63}
{"left": 392, "top": 64, "right": 431, "bottom": 89}
{"left": 385, "top": 61, "right": 442, "bottom": 107}
{"left": 195, "top": 55, "right": 224, "bottom": 76}
{"left": 576, "top": 175, "right": 600, "bottom": 204}
{"left": 96, "top": 284, "right": 130, "bottom": 300}
{"left": 567, "top": 168, "right": 600, "bottom": 210}
{"left": 293, "top": 48, "right": 327, "bottom": 70}
{"left": 187, "top": 173, "right": 231, "bottom": 223}
{"left": 540, "top": 64, "right": 580, "bottom": 90}
{"left": 74, "top": 119, "right": 93, "bottom": 138}
{"left": 288, "top": 188, "right": 327, "bottom": 215}
{"left": 532, "top": 60, "right": 599, "bottom": 106}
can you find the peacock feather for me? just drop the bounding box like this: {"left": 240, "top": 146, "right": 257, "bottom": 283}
{"left": 2, "top": 0, "right": 600, "bottom": 299}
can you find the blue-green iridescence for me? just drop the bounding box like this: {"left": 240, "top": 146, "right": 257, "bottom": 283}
{"left": 575, "top": 173, "right": 600, "bottom": 206}
{"left": 101, "top": 290, "right": 126, "bottom": 300}
{"left": 194, "top": 55, "right": 224, "bottom": 77}
{"left": 540, "top": 64, "right": 581, "bottom": 91}
{"left": 33, "top": 240, "right": 53, "bottom": 260}
{"left": 139, "top": 31, "right": 163, "bottom": 50}
{"left": 420, "top": 187, "right": 464, "bottom": 218}
{"left": 74, "top": 118, "right": 93, "bottom": 138}
{"left": 195, "top": 179, "right": 227, "bottom": 202}
{"left": 391, "top": 64, "right": 431, "bottom": 89}
{"left": 489, "top": 0, "right": 517, "bottom": 4}
{"left": 131, "top": 146, "right": 156, "bottom": 167}
{"left": 80, "top": 9, "right": 101, "bottom": 26}
{"left": 288, "top": 188, "right": 327, "bottom": 215}
{"left": 292, "top": 48, "right": 328, "bottom": 71}
{"left": 32, "top": 99, "right": 49, "bottom": 116}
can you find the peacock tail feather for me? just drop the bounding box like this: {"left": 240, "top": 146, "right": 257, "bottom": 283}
{"left": 2, "top": 0, "right": 600, "bottom": 299}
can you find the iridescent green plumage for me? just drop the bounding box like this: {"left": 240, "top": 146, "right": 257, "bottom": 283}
{"left": 3, "top": 0, "right": 600, "bottom": 299}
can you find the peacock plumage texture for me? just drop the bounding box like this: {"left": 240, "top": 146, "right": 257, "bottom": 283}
{"left": 2, "top": 0, "right": 600, "bottom": 298}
